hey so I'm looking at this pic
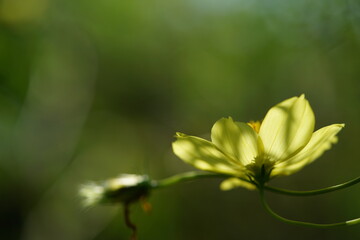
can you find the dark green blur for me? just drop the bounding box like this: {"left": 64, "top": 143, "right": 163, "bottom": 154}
{"left": 1, "top": 0, "right": 360, "bottom": 239}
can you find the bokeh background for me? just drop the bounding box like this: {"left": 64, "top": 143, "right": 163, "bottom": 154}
{"left": 1, "top": 0, "right": 360, "bottom": 239}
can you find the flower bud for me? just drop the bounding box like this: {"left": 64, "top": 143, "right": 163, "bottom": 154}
{"left": 79, "top": 174, "right": 151, "bottom": 208}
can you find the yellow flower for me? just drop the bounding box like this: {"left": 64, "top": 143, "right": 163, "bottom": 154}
{"left": 172, "top": 95, "right": 344, "bottom": 190}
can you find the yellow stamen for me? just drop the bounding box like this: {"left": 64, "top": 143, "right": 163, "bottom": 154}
{"left": 247, "top": 121, "right": 261, "bottom": 133}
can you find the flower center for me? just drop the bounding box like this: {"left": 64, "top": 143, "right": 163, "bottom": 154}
{"left": 245, "top": 156, "right": 274, "bottom": 185}
{"left": 247, "top": 121, "right": 261, "bottom": 133}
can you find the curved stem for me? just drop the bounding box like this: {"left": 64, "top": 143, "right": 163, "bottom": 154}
{"left": 264, "top": 176, "right": 360, "bottom": 196}
{"left": 259, "top": 187, "right": 360, "bottom": 228}
{"left": 151, "top": 171, "right": 228, "bottom": 189}
{"left": 123, "top": 203, "right": 137, "bottom": 240}
{"left": 151, "top": 171, "right": 360, "bottom": 197}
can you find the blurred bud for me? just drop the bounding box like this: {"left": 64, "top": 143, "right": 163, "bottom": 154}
{"left": 79, "top": 174, "right": 151, "bottom": 208}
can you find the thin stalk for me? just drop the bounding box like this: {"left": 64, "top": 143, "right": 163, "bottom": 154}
{"left": 151, "top": 171, "right": 360, "bottom": 197}
{"left": 123, "top": 203, "right": 137, "bottom": 240}
{"left": 263, "top": 176, "right": 360, "bottom": 196}
{"left": 259, "top": 187, "right": 360, "bottom": 228}
{"left": 151, "top": 171, "right": 228, "bottom": 189}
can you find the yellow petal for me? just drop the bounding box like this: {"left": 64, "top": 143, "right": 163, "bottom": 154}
{"left": 259, "top": 95, "right": 315, "bottom": 162}
{"left": 220, "top": 178, "right": 256, "bottom": 191}
{"left": 272, "top": 124, "right": 345, "bottom": 176}
{"left": 211, "top": 117, "right": 258, "bottom": 165}
{"left": 172, "top": 133, "right": 244, "bottom": 175}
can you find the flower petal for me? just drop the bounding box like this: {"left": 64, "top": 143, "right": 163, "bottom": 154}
{"left": 220, "top": 178, "right": 256, "bottom": 191}
{"left": 259, "top": 94, "right": 315, "bottom": 162}
{"left": 211, "top": 117, "right": 259, "bottom": 165}
{"left": 172, "top": 133, "right": 244, "bottom": 175}
{"left": 272, "top": 124, "right": 344, "bottom": 176}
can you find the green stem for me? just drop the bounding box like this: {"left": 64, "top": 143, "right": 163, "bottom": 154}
{"left": 152, "top": 171, "right": 360, "bottom": 197}
{"left": 264, "top": 176, "right": 360, "bottom": 196}
{"left": 151, "top": 171, "right": 228, "bottom": 189}
{"left": 258, "top": 187, "right": 360, "bottom": 228}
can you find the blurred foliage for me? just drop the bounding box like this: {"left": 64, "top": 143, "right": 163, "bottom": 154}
{"left": 0, "top": 0, "right": 360, "bottom": 239}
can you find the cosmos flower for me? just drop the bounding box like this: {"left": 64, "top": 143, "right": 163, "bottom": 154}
{"left": 172, "top": 95, "right": 344, "bottom": 190}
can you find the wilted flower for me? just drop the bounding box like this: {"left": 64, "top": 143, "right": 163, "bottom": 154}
{"left": 172, "top": 95, "right": 344, "bottom": 190}
{"left": 79, "top": 174, "right": 150, "bottom": 208}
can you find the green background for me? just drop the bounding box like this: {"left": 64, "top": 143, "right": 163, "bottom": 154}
{"left": 1, "top": 0, "right": 359, "bottom": 239}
